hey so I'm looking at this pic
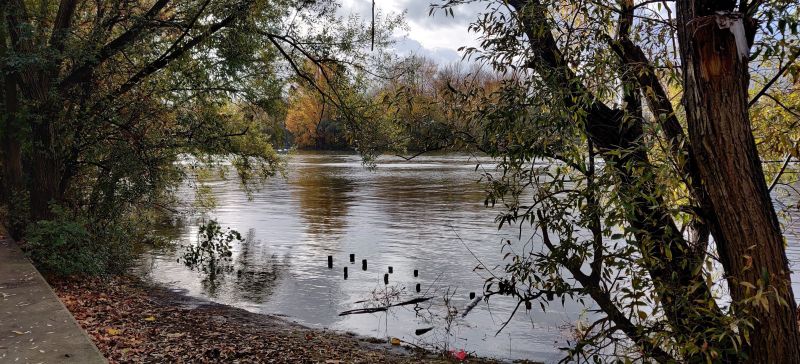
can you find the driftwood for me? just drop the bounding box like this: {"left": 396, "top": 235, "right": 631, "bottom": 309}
{"left": 461, "top": 295, "right": 482, "bottom": 318}
{"left": 339, "top": 296, "right": 433, "bottom": 316}
{"left": 338, "top": 307, "right": 388, "bottom": 315}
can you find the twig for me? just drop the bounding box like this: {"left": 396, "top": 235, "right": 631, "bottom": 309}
{"left": 749, "top": 47, "right": 800, "bottom": 108}
{"left": 339, "top": 296, "right": 433, "bottom": 316}
{"left": 768, "top": 155, "right": 793, "bottom": 193}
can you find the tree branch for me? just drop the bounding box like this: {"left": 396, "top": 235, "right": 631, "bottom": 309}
{"left": 536, "top": 210, "right": 673, "bottom": 363}
{"left": 749, "top": 47, "right": 800, "bottom": 108}
{"left": 58, "top": 0, "right": 173, "bottom": 91}
{"left": 111, "top": 1, "right": 251, "bottom": 98}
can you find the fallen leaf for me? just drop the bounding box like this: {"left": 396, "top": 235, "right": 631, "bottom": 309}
{"left": 390, "top": 337, "right": 401, "bottom": 346}
{"left": 144, "top": 316, "right": 156, "bottom": 322}
{"left": 106, "top": 328, "right": 121, "bottom": 335}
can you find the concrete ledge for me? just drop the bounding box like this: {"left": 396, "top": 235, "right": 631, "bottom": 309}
{"left": 0, "top": 238, "right": 107, "bottom": 363}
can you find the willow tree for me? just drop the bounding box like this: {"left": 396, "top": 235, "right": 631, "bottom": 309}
{"left": 417, "top": 0, "right": 800, "bottom": 361}
{"left": 0, "top": 0, "right": 396, "bottom": 269}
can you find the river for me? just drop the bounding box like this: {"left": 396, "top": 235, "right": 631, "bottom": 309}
{"left": 135, "top": 151, "right": 800, "bottom": 362}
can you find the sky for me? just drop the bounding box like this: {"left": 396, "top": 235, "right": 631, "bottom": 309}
{"left": 338, "top": 0, "right": 485, "bottom": 64}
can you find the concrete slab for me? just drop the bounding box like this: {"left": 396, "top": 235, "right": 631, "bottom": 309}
{"left": 0, "top": 238, "right": 106, "bottom": 363}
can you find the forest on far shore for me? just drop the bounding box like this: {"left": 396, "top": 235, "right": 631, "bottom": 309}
{"left": 282, "top": 57, "right": 499, "bottom": 151}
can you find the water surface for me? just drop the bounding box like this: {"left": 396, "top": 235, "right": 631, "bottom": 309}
{"left": 137, "top": 152, "right": 800, "bottom": 362}
{"left": 138, "top": 152, "right": 586, "bottom": 362}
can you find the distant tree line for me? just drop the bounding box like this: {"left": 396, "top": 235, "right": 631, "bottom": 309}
{"left": 283, "top": 55, "right": 502, "bottom": 152}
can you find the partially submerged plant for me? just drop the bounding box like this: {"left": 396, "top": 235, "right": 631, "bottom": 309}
{"left": 181, "top": 220, "right": 243, "bottom": 275}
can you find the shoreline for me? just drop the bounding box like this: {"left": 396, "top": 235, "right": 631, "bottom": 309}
{"left": 50, "top": 275, "right": 511, "bottom": 363}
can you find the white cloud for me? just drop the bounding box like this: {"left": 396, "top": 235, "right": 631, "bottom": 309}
{"left": 340, "top": 0, "right": 483, "bottom": 64}
{"left": 390, "top": 36, "right": 462, "bottom": 64}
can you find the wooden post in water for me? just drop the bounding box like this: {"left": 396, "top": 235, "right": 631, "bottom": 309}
{"left": 415, "top": 283, "right": 421, "bottom": 293}
{"left": 343, "top": 267, "right": 348, "bottom": 279}
{"left": 470, "top": 292, "right": 475, "bottom": 299}
{"left": 384, "top": 273, "right": 389, "bottom": 285}
{"left": 388, "top": 266, "right": 393, "bottom": 274}
{"left": 328, "top": 256, "right": 333, "bottom": 269}
{"left": 413, "top": 269, "right": 418, "bottom": 277}
{"left": 362, "top": 259, "right": 367, "bottom": 271}
{"left": 350, "top": 254, "right": 355, "bottom": 263}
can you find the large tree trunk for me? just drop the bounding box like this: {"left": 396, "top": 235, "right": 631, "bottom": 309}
{"left": 1, "top": 28, "right": 26, "bottom": 238}
{"left": 676, "top": 5, "right": 800, "bottom": 362}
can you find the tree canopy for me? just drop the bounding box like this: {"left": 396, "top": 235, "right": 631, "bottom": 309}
{"left": 3, "top": 0, "right": 800, "bottom": 362}
{"left": 381, "top": 0, "right": 800, "bottom": 361}
{"left": 0, "top": 0, "right": 398, "bottom": 268}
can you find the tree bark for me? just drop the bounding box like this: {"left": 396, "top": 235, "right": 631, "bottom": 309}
{"left": 676, "top": 5, "right": 800, "bottom": 362}
{"left": 2, "top": 75, "right": 23, "bottom": 198}
{"left": 1, "top": 19, "right": 26, "bottom": 238}
{"left": 507, "top": 1, "right": 731, "bottom": 358}
{"left": 7, "top": 0, "right": 79, "bottom": 221}
{"left": 28, "top": 115, "right": 61, "bottom": 221}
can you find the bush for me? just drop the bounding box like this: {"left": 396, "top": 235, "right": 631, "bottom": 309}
{"left": 22, "top": 206, "right": 135, "bottom": 276}
{"left": 0, "top": 188, "right": 30, "bottom": 240}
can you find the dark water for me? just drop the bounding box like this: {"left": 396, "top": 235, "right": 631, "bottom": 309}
{"left": 135, "top": 152, "right": 800, "bottom": 362}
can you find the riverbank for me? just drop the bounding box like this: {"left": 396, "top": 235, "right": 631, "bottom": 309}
{"left": 50, "top": 276, "right": 502, "bottom": 363}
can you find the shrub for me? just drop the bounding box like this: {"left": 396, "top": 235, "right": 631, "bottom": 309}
{"left": 22, "top": 206, "right": 135, "bottom": 276}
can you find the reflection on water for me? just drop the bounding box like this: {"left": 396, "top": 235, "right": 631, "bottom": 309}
{"left": 227, "top": 229, "right": 288, "bottom": 303}
{"left": 177, "top": 227, "right": 288, "bottom": 302}
{"left": 773, "top": 182, "right": 800, "bottom": 297}
{"left": 137, "top": 153, "right": 612, "bottom": 361}
{"left": 135, "top": 154, "right": 800, "bottom": 362}
{"left": 295, "top": 163, "right": 354, "bottom": 240}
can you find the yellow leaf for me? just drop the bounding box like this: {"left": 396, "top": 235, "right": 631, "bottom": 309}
{"left": 144, "top": 316, "right": 156, "bottom": 322}
{"left": 390, "top": 337, "right": 401, "bottom": 346}
{"left": 106, "top": 328, "right": 121, "bottom": 335}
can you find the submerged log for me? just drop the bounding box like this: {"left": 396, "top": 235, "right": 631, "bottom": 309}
{"left": 339, "top": 296, "right": 433, "bottom": 316}
{"left": 338, "top": 307, "right": 387, "bottom": 315}
{"left": 461, "top": 295, "right": 482, "bottom": 318}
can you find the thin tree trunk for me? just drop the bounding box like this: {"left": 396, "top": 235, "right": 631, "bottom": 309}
{"left": 2, "top": 75, "right": 23, "bottom": 196}
{"left": 676, "top": 5, "right": 800, "bottom": 361}
{"left": 29, "top": 113, "right": 61, "bottom": 221}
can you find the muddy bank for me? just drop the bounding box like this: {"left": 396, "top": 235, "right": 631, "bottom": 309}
{"left": 50, "top": 276, "right": 504, "bottom": 363}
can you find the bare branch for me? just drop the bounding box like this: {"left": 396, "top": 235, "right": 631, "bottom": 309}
{"left": 749, "top": 47, "right": 800, "bottom": 108}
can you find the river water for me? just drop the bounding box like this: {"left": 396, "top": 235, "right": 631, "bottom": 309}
{"left": 136, "top": 152, "right": 800, "bottom": 362}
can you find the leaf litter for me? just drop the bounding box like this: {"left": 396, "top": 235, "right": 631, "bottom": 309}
{"left": 49, "top": 276, "right": 490, "bottom": 363}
